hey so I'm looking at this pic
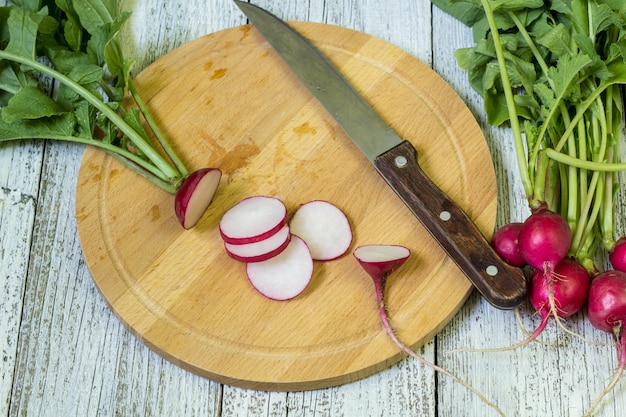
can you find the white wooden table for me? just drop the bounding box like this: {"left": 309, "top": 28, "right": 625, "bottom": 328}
{"left": 1, "top": 0, "right": 625, "bottom": 416}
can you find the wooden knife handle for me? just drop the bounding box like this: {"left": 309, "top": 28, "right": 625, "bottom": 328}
{"left": 373, "top": 140, "right": 527, "bottom": 309}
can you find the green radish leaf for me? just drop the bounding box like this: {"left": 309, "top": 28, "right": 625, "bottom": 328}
{"left": 430, "top": 0, "right": 485, "bottom": 27}
{"left": 549, "top": 53, "right": 593, "bottom": 101}
{"left": 55, "top": 0, "right": 86, "bottom": 51}
{"left": 2, "top": 85, "right": 66, "bottom": 123}
{"left": 5, "top": 7, "right": 39, "bottom": 59}
{"left": 0, "top": 111, "right": 76, "bottom": 140}
{"left": 68, "top": 63, "right": 104, "bottom": 86}
{"left": 74, "top": 100, "right": 96, "bottom": 136}
{"left": 103, "top": 12, "right": 131, "bottom": 76}
{"left": 46, "top": 49, "right": 91, "bottom": 74}
{"left": 10, "top": 0, "right": 41, "bottom": 11}
{"left": 534, "top": 22, "right": 572, "bottom": 57}
{"left": 0, "top": 60, "right": 38, "bottom": 96}
{"left": 73, "top": 0, "right": 117, "bottom": 34}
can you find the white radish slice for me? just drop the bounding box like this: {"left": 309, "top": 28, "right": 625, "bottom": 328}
{"left": 225, "top": 225, "right": 291, "bottom": 263}
{"left": 174, "top": 168, "right": 222, "bottom": 229}
{"left": 219, "top": 196, "right": 287, "bottom": 244}
{"left": 289, "top": 200, "right": 352, "bottom": 260}
{"left": 353, "top": 244, "right": 411, "bottom": 279}
{"left": 246, "top": 236, "right": 313, "bottom": 301}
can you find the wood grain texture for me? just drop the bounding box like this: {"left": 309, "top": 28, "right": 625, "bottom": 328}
{"left": 2, "top": 0, "right": 626, "bottom": 416}
{"left": 75, "top": 21, "right": 495, "bottom": 390}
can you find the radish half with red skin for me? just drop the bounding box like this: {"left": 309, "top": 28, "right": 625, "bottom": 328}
{"left": 491, "top": 222, "right": 526, "bottom": 267}
{"left": 224, "top": 224, "right": 291, "bottom": 263}
{"left": 219, "top": 196, "right": 287, "bottom": 244}
{"left": 584, "top": 270, "right": 626, "bottom": 417}
{"left": 246, "top": 236, "right": 313, "bottom": 301}
{"left": 353, "top": 245, "right": 507, "bottom": 416}
{"left": 290, "top": 200, "right": 352, "bottom": 260}
{"left": 174, "top": 168, "right": 222, "bottom": 229}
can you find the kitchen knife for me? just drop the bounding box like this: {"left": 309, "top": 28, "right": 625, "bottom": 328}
{"left": 234, "top": 0, "right": 527, "bottom": 309}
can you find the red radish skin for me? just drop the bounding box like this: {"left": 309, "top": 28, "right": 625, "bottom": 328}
{"left": 289, "top": 200, "right": 352, "bottom": 260}
{"left": 353, "top": 245, "right": 507, "bottom": 417}
{"left": 610, "top": 236, "right": 626, "bottom": 273}
{"left": 224, "top": 225, "right": 291, "bottom": 263}
{"left": 245, "top": 236, "right": 313, "bottom": 301}
{"left": 491, "top": 222, "right": 526, "bottom": 267}
{"left": 584, "top": 270, "right": 626, "bottom": 417}
{"left": 518, "top": 208, "right": 572, "bottom": 272}
{"left": 527, "top": 258, "right": 590, "bottom": 339}
{"left": 219, "top": 196, "right": 287, "bottom": 244}
{"left": 174, "top": 168, "right": 222, "bottom": 229}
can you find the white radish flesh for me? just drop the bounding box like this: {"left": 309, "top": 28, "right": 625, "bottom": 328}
{"left": 174, "top": 168, "right": 222, "bottom": 229}
{"left": 219, "top": 196, "right": 287, "bottom": 244}
{"left": 246, "top": 236, "right": 313, "bottom": 301}
{"left": 225, "top": 225, "right": 291, "bottom": 263}
{"left": 289, "top": 200, "right": 352, "bottom": 260}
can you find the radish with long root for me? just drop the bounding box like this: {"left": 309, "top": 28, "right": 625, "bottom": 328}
{"left": 353, "top": 244, "right": 508, "bottom": 417}
{"left": 584, "top": 271, "right": 626, "bottom": 417}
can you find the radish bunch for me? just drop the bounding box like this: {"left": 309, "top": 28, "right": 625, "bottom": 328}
{"left": 488, "top": 208, "right": 591, "bottom": 347}
{"left": 219, "top": 196, "right": 352, "bottom": 300}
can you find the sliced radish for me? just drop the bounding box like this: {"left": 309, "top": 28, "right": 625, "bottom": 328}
{"left": 246, "top": 236, "right": 313, "bottom": 301}
{"left": 225, "top": 224, "right": 291, "bottom": 262}
{"left": 289, "top": 200, "right": 352, "bottom": 260}
{"left": 174, "top": 168, "right": 222, "bottom": 229}
{"left": 353, "top": 245, "right": 411, "bottom": 279}
{"left": 219, "top": 196, "right": 287, "bottom": 244}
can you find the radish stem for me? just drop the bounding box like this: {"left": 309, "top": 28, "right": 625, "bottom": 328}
{"left": 0, "top": 49, "right": 182, "bottom": 184}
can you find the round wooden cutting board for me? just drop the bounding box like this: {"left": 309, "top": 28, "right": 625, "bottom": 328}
{"left": 76, "top": 22, "right": 497, "bottom": 391}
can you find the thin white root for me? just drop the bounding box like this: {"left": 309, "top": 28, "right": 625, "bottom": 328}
{"left": 581, "top": 365, "right": 624, "bottom": 417}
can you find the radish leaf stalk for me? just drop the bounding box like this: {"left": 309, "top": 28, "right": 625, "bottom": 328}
{"left": 0, "top": 1, "right": 221, "bottom": 228}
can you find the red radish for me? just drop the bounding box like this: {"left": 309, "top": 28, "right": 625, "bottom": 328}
{"left": 527, "top": 258, "right": 590, "bottom": 338}
{"left": 289, "top": 200, "right": 352, "bottom": 260}
{"left": 491, "top": 222, "right": 526, "bottom": 267}
{"left": 245, "top": 236, "right": 313, "bottom": 301}
{"left": 584, "top": 270, "right": 626, "bottom": 417}
{"left": 518, "top": 208, "right": 572, "bottom": 272}
{"left": 224, "top": 225, "right": 291, "bottom": 263}
{"left": 174, "top": 168, "right": 222, "bottom": 229}
{"left": 220, "top": 196, "right": 287, "bottom": 244}
{"left": 353, "top": 245, "right": 507, "bottom": 417}
{"left": 610, "top": 236, "right": 626, "bottom": 272}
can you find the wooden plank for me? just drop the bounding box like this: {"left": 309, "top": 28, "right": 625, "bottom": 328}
{"left": 0, "top": 141, "right": 44, "bottom": 416}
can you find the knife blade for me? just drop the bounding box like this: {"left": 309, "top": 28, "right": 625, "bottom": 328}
{"left": 234, "top": 0, "right": 527, "bottom": 309}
